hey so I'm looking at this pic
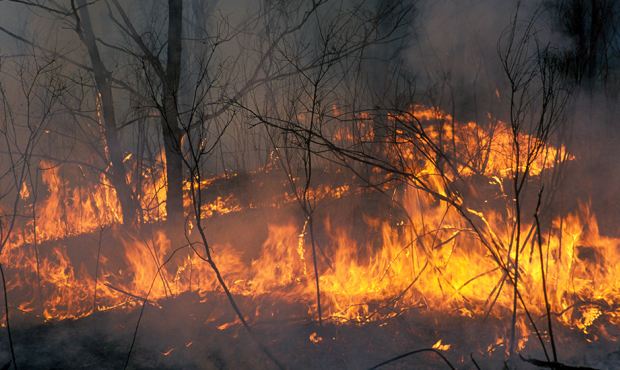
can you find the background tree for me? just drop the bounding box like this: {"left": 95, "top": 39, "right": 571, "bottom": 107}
{"left": 73, "top": 0, "right": 140, "bottom": 224}
{"left": 0, "top": 54, "right": 66, "bottom": 370}
{"left": 547, "top": 0, "right": 620, "bottom": 90}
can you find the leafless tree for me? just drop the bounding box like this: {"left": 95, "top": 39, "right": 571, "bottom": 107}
{"left": 241, "top": 0, "right": 415, "bottom": 325}
{"left": 0, "top": 54, "right": 65, "bottom": 370}
{"left": 244, "top": 2, "right": 574, "bottom": 366}
{"left": 546, "top": 0, "right": 620, "bottom": 90}
{"left": 71, "top": 0, "right": 140, "bottom": 224}
{"left": 498, "top": 5, "right": 569, "bottom": 360}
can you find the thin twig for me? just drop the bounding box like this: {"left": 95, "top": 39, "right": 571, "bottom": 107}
{"left": 368, "top": 348, "right": 456, "bottom": 370}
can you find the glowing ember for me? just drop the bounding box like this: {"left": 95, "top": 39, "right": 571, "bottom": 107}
{"left": 309, "top": 332, "right": 323, "bottom": 344}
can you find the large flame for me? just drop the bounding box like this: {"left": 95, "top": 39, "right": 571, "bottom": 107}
{"left": 1, "top": 105, "right": 617, "bottom": 355}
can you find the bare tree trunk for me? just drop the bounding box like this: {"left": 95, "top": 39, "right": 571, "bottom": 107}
{"left": 75, "top": 0, "right": 138, "bottom": 224}
{"left": 161, "top": 0, "right": 185, "bottom": 229}
{"left": 587, "top": 0, "right": 600, "bottom": 84}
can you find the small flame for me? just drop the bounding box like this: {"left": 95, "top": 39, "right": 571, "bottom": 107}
{"left": 309, "top": 331, "right": 323, "bottom": 344}
{"left": 19, "top": 182, "right": 30, "bottom": 200}
{"left": 432, "top": 339, "right": 451, "bottom": 351}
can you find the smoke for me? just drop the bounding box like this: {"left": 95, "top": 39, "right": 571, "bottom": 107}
{"left": 1, "top": 2, "right": 620, "bottom": 368}
{"left": 407, "top": 0, "right": 541, "bottom": 120}
{"left": 405, "top": 0, "right": 620, "bottom": 231}
{"left": 407, "top": 0, "right": 510, "bottom": 117}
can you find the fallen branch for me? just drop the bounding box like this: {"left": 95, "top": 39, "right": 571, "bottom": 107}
{"left": 470, "top": 353, "right": 481, "bottom": 370}
{"left": 368, "top": 348, "right": 456, "bottom": 369}
{"left": 104, "top": 283, "right": 155, "bottom": 305}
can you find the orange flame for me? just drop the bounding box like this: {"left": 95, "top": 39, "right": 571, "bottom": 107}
{"left": 0, "top": 105, "right": 616, "bottom": 357}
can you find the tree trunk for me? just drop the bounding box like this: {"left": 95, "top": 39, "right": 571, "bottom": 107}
{"left": 161, "top": 0, "right": 185, "bottom": 229}
{"left": 587, "top": 0, "right": 600, "bottom": 83}
{"left": 76, "top": 0, "right": 138, "bottom": 224}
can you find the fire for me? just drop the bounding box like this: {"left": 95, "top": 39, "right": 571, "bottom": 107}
{"left": 19, "top": 182, "right": 30, "bottom": 200}
{"left": 386, "top": 106, "right": 572, "bottom": 179}
{"left": 0, "top": 105, "right": 617, "bottom": 358}
{"left": 309, "top": 331, "right": 323, "bottom": 344}
{"left": 432, "top": 339, "right": 451, "bottom": 351}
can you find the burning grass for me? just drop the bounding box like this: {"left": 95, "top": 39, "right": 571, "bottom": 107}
{"left": 1, "top": 106, "right": 618, "bottom": 368}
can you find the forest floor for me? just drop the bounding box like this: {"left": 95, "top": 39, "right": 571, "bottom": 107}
{"left": 1, "top": 291, "right": 618, "bottom": 369}
{"left": 1, "top": 168, "right": 619, "bottom": 369}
